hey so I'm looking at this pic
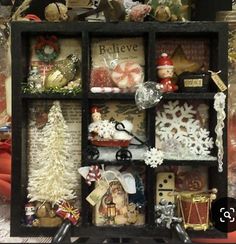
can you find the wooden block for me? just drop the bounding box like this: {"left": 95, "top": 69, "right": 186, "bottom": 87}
{"left": 156, "top": 172, "right": 175, "bottom": 205}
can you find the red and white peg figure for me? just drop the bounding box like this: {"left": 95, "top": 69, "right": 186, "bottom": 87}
{"left": 156, "top": 53, "right": 178, "bottom": 92}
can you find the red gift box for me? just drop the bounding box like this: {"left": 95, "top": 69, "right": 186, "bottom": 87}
{"left": 56, "top": 201, "right": 80, "bottom": 225}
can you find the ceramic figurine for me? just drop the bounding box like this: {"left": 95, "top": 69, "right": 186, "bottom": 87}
{"left": 156, "top": 53, "right": 178, "bottom": 92}
{"left": 89, "top": 106, "right": 102, "bottom": 135}
{"left": 27, "top": 66, "right": 43, "bottom": 90}
{"left": 88, "top": 107, "right": 133, "bottom": 141}
{"left": 25, "top": 202, "right": 37, "bottom": 226}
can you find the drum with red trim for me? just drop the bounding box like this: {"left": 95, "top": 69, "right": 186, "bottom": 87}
{"left": 177, "top": 191, "right": 217, "bottom": 231}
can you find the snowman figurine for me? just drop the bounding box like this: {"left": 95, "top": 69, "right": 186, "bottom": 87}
{"left": 27, "top": 66, "right": 43, "bottom": 90}
{"left": 156, "top": 53, "right": 178, "bottom": 92}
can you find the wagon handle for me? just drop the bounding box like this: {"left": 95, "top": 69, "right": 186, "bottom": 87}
{"left": 115, "top": 122, "right": 149, "bottom": 148}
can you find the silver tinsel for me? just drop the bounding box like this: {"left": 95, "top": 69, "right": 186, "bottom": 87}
{"left": 155, "top": 199, "right": 182, "bottom": 229}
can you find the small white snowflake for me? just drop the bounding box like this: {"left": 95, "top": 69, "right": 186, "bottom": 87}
{"left": 144, "top": 148, "right": 164, "bottom": 168}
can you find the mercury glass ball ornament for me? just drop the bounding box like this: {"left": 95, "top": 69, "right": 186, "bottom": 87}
{"left": 135, "top": 81, "right": 163, "bottom": 110}
{"left": 45, "top": 54, "right": 80, "bottom": 89}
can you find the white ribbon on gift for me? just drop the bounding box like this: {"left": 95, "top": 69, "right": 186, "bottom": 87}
{"left": 78, "top": 166, "right": 136, "bottom": 194}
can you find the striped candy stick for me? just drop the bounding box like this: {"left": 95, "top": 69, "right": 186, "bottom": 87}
{"left": 86, "top": 165, "right": 101, "bottom": 185}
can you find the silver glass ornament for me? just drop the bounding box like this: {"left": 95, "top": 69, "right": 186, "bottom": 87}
{"left": 135, "top": 81, "right": 163, "bottom": 110}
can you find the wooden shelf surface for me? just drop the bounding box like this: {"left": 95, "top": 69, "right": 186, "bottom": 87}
{"left": 85, "top": 159, "right": 218, "bottom": 167}
{"left": 12, "top": 21, "right": 228, "bottom": 35}
{"left": 88, "top": 92, "right": 217, "bottom": 100}
{"left": 21, "top": 91, "right": 219, "bottom": 100}
{"left": 21, "top": 93, "right": 83, "bottom": 100}
{"left": 11, "top": 225, "right": 226, "bottom": 239}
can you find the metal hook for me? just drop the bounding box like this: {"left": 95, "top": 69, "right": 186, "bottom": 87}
{"left": 115, "top": 122, "right": 149, "bottom": 148}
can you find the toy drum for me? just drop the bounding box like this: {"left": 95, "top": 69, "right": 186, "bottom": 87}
{"left": 177, "top": 192, "right": 216, "bottom": 231}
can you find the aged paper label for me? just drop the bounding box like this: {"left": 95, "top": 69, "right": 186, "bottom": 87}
{"left": 211, "top": 73, "right": 227, "bottom": 92}
{"left": 184, "top": 79, "right": 203, "bottom": 87}
{"left": 86, "top": 180, "right": 109, "bottom": 206}
{"left": 91, "top": 37, "right": 145, "bottom": 67}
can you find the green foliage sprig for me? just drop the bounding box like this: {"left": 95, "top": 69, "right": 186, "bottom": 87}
{"left": 22, "top": 83, "right": 82, "bottom": 96}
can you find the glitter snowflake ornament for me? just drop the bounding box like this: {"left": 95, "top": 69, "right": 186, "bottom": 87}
{"left": 156, "top": 101, "right": 199, "bottom": 142}
{"left": 144, "top": 148, "right": 164, "bottom": 168}
{"left": 188, "top": 128, "right": 214, "bottom": 156}
{"left": 156, "top": 101, "right": 214, "bottom": 160}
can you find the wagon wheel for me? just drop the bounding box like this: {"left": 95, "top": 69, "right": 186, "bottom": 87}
{"left": 87, "top": 145, "right": 99, "bottom": 160}
{"left": 116, "top": 149, "right": 132, "bottom": 161}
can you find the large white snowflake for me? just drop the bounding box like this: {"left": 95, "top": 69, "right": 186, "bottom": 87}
{"left": 156, "top": 101, "right": 214, "bottom": 158}
{"left": 156, "top": 101, "right": 199, "bottom": 142}
{"left": 188, "top": 128, "right": 214, "bottom": 156}
{"left": 144, "top": 148, "right": 164, "bottom": 168}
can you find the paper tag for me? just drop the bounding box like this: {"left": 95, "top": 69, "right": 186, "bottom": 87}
{"left": 184, "top": 79, "right": 203, "bottom": 88}
{"left": 210, "top": 71, "right": 227, "bottom": 92}
{"left": 86, "top": 180, "right": 109, "bottom": 206}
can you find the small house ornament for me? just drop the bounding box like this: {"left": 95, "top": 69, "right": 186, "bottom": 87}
{"left": 156, "top": 53, "right": 178, "bottom": 92}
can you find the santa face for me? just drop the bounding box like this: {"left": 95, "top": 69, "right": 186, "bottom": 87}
{"left": 111, "top": 183, "right": 127, "bottom": 210}
{"left": 157, "top": 67, "right": 174, "bottom": 79}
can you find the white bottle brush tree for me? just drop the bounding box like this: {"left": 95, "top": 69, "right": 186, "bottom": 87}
{"left": 27, "top": 101, "right": 78, "bottom": 205}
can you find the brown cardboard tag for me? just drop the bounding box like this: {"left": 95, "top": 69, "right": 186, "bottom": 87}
{"left": 210, "top": 71, "right": 227, "bottom": 92}
{"left": 86, "top": 180, "right": 109, "bottom": 206}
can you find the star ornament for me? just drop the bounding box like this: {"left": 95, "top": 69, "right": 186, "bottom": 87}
{"left": 171, "top": 45, "right": 203, "bottom": 76}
